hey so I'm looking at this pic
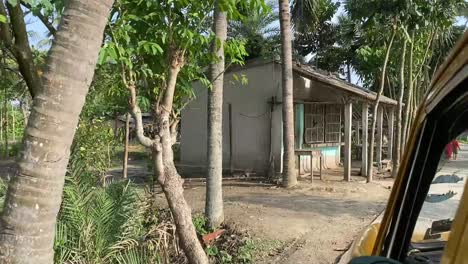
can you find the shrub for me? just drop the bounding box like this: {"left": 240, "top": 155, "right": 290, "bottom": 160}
{"left": 54, "top": 170, "right": 175, "bottom": 263}
{"left": 70, "top": 118, "right": 118, "bottom": 177}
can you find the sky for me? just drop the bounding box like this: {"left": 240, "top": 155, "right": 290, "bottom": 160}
{"left": 25, "top": 11, "right": 50, "bottom": 49}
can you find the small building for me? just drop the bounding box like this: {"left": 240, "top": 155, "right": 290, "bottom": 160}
{"left": 180, "top": 60, "right": 398, "bottom": 180}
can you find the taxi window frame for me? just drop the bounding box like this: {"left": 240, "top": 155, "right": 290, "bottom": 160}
{"left": 382, "top": 80, "right": 468, "bottom": 261}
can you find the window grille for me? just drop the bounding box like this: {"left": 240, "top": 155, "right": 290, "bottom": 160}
{"left": 325, "top": 104, "right": 341, "bottom": 143}
{"left": 304, "top": 104, "right": 324, "bottom": 143}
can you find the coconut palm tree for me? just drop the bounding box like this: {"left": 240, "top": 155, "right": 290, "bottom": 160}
{"left": 206, "top": 0, "right": 227, "bottom": 229}
{"left": 278, "top": 0, "right": 297, "bottom": 187}
{"left": 0, "top": 0, "right": 113, "bottom": 262}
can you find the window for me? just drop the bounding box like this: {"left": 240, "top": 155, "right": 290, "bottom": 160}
{"left": 304, "top": 104, "right": 324, "bottom": 143}
{"left": 303, "top": 104, "right": 341, "bottom": 144}
{"left": 411, "top": 136, "right": 467, "bottom": 244}
{"left": 325, "top": 105, "right": 341, "bottom": 143}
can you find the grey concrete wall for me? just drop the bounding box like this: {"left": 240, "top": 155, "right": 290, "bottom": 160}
{"left": 180, "top": 62, "right": 282, "bottom": 176}
{"left": 180, "top": 63, "right": 349, "bottom": 176}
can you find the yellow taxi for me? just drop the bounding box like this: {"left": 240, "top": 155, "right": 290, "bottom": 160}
{"left": 343, "top": 32, "right": 468, "bottom": 264}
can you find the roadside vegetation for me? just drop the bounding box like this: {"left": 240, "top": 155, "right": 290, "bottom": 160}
{"left": 0, "top": 0, "right": 465, "bottom": 263}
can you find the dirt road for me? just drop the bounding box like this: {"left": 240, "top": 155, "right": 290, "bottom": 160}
{"left": 111, "top": 146, "right": 394, "bottom": 263}
{"left": 156, "top": 174, "right": 393, "bottom": 263}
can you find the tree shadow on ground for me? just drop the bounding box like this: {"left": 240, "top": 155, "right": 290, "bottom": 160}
{"left": 226, "top": 191, "right": 386, "bottom": 218}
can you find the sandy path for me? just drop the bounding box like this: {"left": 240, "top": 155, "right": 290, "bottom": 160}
{"left": 154, "top": 174, "right": 393, "bottom": 264}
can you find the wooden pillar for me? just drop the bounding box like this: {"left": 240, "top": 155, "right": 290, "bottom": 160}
{"left": 344, "top": 102, "right": 352, "bottom": 181}
{"left": 361, "top": 102, "right": 369, "bottom": 176}
{"left": 376, "top": 106, "right": 384, "bottom": 169}
{"left": 122, "top": 113, "right": 130, "bottom": 179}
{"left": 387, "top": 107, "right": 395, "bottom": 161}
{"left": 355, "top": 121, "right": 360, "bottom": 150}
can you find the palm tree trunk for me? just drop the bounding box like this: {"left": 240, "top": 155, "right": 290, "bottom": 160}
{"left": 0, "top": 1, "right": 113, "bottom": 263}
{"left": 367, "top": 29, "right": 396, "bottom": 183}
{"left": 402, "top": 32, "right": 414, "bottom": 150}
{"left": 206, "top": 1, "right": 226, "bottom": 229}
{"left": 392, "top": 38, "right": 407, "bottom": 178}
{"left": 278, "top": 0, "right": 297, "bottom": 188}
{"left": 123, "top": 113, "right": 130, "bottom": 179}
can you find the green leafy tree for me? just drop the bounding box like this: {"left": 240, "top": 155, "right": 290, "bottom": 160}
{"left": 228, "top": 1, "right": 279, "bottom": 59}
{"left": 292, "top": 0, "right": 340, "bottom": 61}
{"left": 101, "top": 0, "right": 267, "bottom": 260}
{"left": 101, "top": 1, "right": 216, "bottom": 262}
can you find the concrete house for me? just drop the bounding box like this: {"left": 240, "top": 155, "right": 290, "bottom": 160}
{"left": 180, "top": 60, "right": 398, "bottom": 180}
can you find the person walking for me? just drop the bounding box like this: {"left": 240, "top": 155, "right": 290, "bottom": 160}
{"left": 452, "top": 139, "right": 461, "bottom": 160}
{"left": 445, "top": 142, "right": 454, "bottom": 160}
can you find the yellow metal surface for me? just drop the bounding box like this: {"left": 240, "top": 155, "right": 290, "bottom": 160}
{"left": 350, "top": 223, "right": 381, "bottom": 258}
{"left": 371, "top": 31, "right": 468, "bottom": 256}
{"left": 442, "top": 181, "right": 468, "bottom": 264}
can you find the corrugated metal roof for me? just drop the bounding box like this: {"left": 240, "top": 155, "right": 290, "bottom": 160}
{"left": 227, "top": 59, "right": 399, "bottom": 106}
{"left": 292, "top": 63, "right": 398, "bottom": 106}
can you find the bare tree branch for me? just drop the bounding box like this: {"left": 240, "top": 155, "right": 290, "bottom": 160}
{"left": 127, "top": 83, "right": 154, "bottom": 148}
{"left": 0, "top": 2, "right": 13, "bottom": 46}
{"left": 161, "top": 48, "right": 185, "bottom": 113}
{"left": 21, "top": 2, "right": 57, "bottom": 36}
{"left": 6, "top": 1, "right": 42, "bottom": 98}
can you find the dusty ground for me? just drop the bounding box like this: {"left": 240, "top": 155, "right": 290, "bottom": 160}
{"left": 113, "top": 146, "right": 395, "bottom": 263}
{"left": 1, "top": 147, "right": 394, "bottom": 264}
{"left": 154, "top": 168, "right": 394, "bottom": 264}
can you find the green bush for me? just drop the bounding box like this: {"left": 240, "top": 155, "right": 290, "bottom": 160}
{"left": 70, "top": 118, "right": 118, "bottom": 176}
{"left": 0, "top": 141, "right": 21, "bottom": 158}
{"left": 54, "top": 120, "right": 180, "bottom": 263}
{"left": 54, "top": 171, "right": 162, "bottom": 263}
{"left": 192, "top": 214, "right": 211, "bottom": 236}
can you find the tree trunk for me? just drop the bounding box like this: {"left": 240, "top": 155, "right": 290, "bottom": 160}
{"left": 0, "top": 104, "right": 3, "bottom": 143}
{"left": 0, "top": 1, "right": 113, "bottom": 263}
{"left": 402, "top": 33, "right": 414, "bottom": 151}
{"left": 123, "top": 113, "right": 130, "bottom": 179}
{"left": 5, "top": 1, "right": 42, "bottom": 98}
{"left": 157, "top": 62, "right": 208, "bottom": 264}
{"left": 346, "top": 63, "right": 351, "bottom": 83}
{"left": 128, "top": 54, "right": 208, "bottom": 263}
{"left": 367, "top": 29, "right": 396, "bottom": 183}
{"left": 392, "top": 38, "right": 407, "bottom": 178}
{"left": 3, "top": 96, "right": 8, "bottom": 157}
{"left": 206, "top": 1, "right": 226, "bottom": 229}
{"left": 11, "top": 104, "right": 15, "bottom": 143}
{"left": 20, "top": 97, "right": 30, "bottom": 128}
{"left": 278, "top": 0, "right": 297, "bottom": 188}
{"left": 114, "top": 112, "right": 119, "bottom": 139}
{"left": 154, "top": 112, "right": 208, "bottom": 264}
